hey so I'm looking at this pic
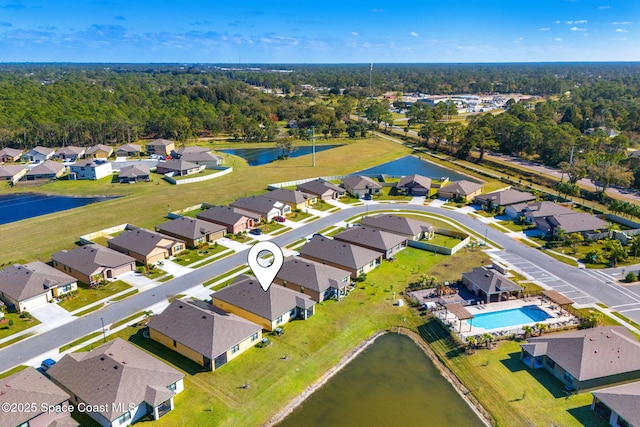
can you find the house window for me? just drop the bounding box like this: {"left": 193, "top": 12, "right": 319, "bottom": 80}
{"left": 168, "top": 382, "right": 177, "bottom": 391}
{"left": 564, "top": 371, "right": 574, "bottom": 383}
{"left": 276, "top": 315, "right": 283, "bottom": 324}
{"left": 358, "top": 268, "right": 364, "bottom": 274}
{"left": 61, "top": 284, "right": 72, "bottom": 294}
{"left": 231, "top": 344, "right": 240, "bottom": 354}
{"left": 369, "top": 261, "right": 374, "bottom": 267}
{"left": 116, "top": 411, "right": 132, "bottom": 424}
{"left": 173, "top": 340, "right": 177, "bottom": 348}
{"left": 251, "top": 332, "right": 259, "bottom": 342}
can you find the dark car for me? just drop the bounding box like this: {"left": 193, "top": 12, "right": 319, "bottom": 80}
{"left": 249, "top": 228, "right": 263, "bottom": 235}
{"left": 273, "top": 216, "right": 286, "bottom": 223}
{"left": 363, "top": 193, "right": 372, "bottom": 200}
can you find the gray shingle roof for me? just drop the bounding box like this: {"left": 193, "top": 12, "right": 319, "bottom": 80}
{"left": 475, "top": 188, "right": 536, "bottom": 206}
{"left": 462, "top": 267, "right": 522, "bottom": 295}
{"left": 173, "top": 146, "right": 210, "bottom": 156}
{"left": 341, "top": 175, "right": 382, "bottom": 191}
{"left": 540, "top": 213, "right": 609, "bottom": 234}
{"left": 148, "top": 299, "right": 261, "bottom": 359}
{"left": 119, "top": 164, "right": 150, "bottom": 178}
{"left": 0, "top": 367, "right": 74, "bottom": 427}
{"left": 108, "top": 228, "right": 183, "bottom": 257}
{"left": 156, "top": 159, "right": 201, "bottom": 173}
{"left": 85, "top": 144, "right": 113, "bottom": 155}
{"left": 296, "top": 178, "right": 344, "bottom": 196}
{"left": 155, "top": 217, "right": 226, "bottom": 240}
{"left": 299, "top": 236, "right": 381, "bottom": 270}
{"left": 361, "top": 214, "right": 432, "bottom": 238}
{"left": 439, "top": 179, "right": 483, "bottom": 196}
{"left": 592, "top": 381, "right": 640, "bottom": 426}
{"left": 197, "top": 205, "right": 250, "bottom": 227}
{"left": 276, "top": 256, "right": 351, "bottom": 293}
{"left": 0, "top": 165, "right": 26, "bottom": 178}
{"left": 231, "top": 196, "right": 284, "bottom": 216}
{"left": 212, "top": 274, "right": 315, "bottom": 321}
{"left": 116, "top": 143, "right": 141, "bottom": 153}
{"left": 26, "top": 160, "right": 65, "bottom": 176}
{"left": 0, "top": 261, "right": 76, "bottom": 302}
{"left": 52, "top": 244, "right": 135, "bottom": 278}
{"left": 523, "top": 201, "right": 574, "bottom": 219}
{"left": 523, "top": 326, "right": 640, "bottom": 382}
{"left": 47, "top": 338, "right": 184, "bottom": 422}
{"left": 264, "top": 188, "right": 315, "bottom": 205}
{"left": 56, "top": 146, "right": 85, "bottom": 156}
{"left": 28, "top": 146, "right": 55, "bottom": 156}
{"left": 147, "top": 138, "right": 175, "bottom": 147}
{"left": 180, "top": 152, "right": 223, "bottom": 163}
{"left": 334, "top": 226, "right": 407, "bottom": 252}
{"left": 0, "top": 147, "right": 23, "bottom": 158}
{"left": 397, "top": 174, "right": 432, "bottom": 190}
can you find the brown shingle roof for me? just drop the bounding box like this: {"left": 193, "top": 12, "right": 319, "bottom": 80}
{"left": 541, "top": 212, "right": 609, "bottom": 234}
{"left": 47, "top": 338, "right": 184, "bottom": 421}
{"left": 523, "top": 326, "right": 640, "bottom": 382}
{"left": 107, "top": 228, "right": 184, "bottom": 257}
{"left": 439, "top": 179, "right": 483, "bottom": 196}
{"left": 116, "top": 143, "right": 141, "bottom": 153}
{"left": 173, "top": 146, "right": 210, "bottom": 156}
{"left": 0, "top": 147, "right": 23, "bottom": 158}
{"left": 0, "top": 165, "right": 26, "bottom": 178}
{"left": 296, "top": 178, "right": 344, "bottom": 196}
{"left": 523, "top": 201, "right": 574, "bottom": 219}
{"left": 263, "top": 188, "right": 315, "bottom": 205}
{"left": 0, "top": 261, "right": 76, "bottom": 302}
{"left": 197, "top": 205, "right": 250, "bottom": 227}
{"left": 231, "top": 196, "right": 284, "bottom": 216}
{"left": 212, "top": 274, "right": 315, "bottom": 321}
{"left": 397, "top": 174, "right": 432, "bottom": 190}
{"left": 592, "top": 381, "right": 640, "bottom": 426}
{"left": 147, "top": 138, "right": 175, "bottom": 147}
{"left": 25, "top": 160, "right": 65, "bottom": 176}
{"left": 462, "top": 267, "right": 522, "bottom": 295}
{"left": 85, "top": 144, "right": 113, "bottom": 155}
{"left": 0, "top": 367, "right": 74, "bottom": 427}
{"left": 148, "top": 299, "right": 262, "bottom": 359}
{"left": 155, "top": 217, "right": 226, "bottom": 240}
{"left": 56, "top": 146, "right": 85, "bottom": 156}
{"left": 299, "top": 236, "right": 381, "bottom": 270}
{"left": 52, "top": 244, "right": 135, "bottom": 278}
{"left": 333, "top": 226, "right": 407, "bottom": 252}
{"left": 341, "top": 175, "right": 382, "bottom": 191}
{"left": 361, "top": 214, "right": 432, "bottom": 238}
{"left": 276, "top": 256, "right": 351, "bottom": 293}
{"left": 475, "top": 188, "right": 536, "bottom": 206}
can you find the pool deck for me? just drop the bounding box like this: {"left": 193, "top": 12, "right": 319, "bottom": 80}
{"left": 436, "top": 297, "right": 579, "bottom": 339}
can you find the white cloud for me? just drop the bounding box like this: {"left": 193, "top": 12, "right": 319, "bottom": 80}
{"left": 615, "top": 28, "right": 628, "bottom": 32}
{"left": 571, "top": 26, "right": 587, "bottom": 31}
{"left": 554, "top": 37, "right": 563, "bottom": 41}
{"left": 539, "top": 27, "right": 550, "bottom": 31}
{"left": 371, "top": 8, "right": 383, "bottom": 13}
{"left": 410, "top": 31, "right": 418, "bottom": 37}
{"left": 572, "top": 20, "right": 588, "bottom": 24}
{"left": 351, "top": 31, "right": 359, "bottom": 36}
{"left": 612, "top": 21, "right": 633, "bottom": 25}
{"left": 599, "top": 5, "right": 611, "bottom": 9}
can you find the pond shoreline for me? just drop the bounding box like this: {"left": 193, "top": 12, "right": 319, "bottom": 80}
{"left": 264, "top": 327, "right": 493, "bottom": 427}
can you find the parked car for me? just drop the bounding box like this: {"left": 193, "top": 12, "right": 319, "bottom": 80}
{"left": 363, "top": 193, "right": 372, "bottom": 200}
{"left": 40, "top": 358, "right": 56, "bottom": 373}
{"left": 273, "top": 216, "right": 286, "bottom": 223}
{"left": 249, "top": 228, "right": 263, "bottom": 235}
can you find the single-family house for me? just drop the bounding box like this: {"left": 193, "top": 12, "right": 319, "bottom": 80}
{"left": 536, "top": 212, "right": 610, "bottom": 237}
{"left": 146, "top": 139, "right": 175, "bottom": 156}
{"left": 461, "top": 266, "right": 522, "bottom": 303}
{"left": 52, "top": 244, "right": 136, "bottom": 286}
{"left": 196, "top": 206, "right": 255, "bottom": 234}
{"left": 115, "top": 143, "right": 142, "bottom": 157}
{"left": 341, "top": 175, "right": 382, "bottom": 198}
{"left": 438, "top": 180, "right": 484, "bottom": 201}
{"left": 179, "top": 151, "right": 224, "bottom": 166}
{"left": 474, "top": 188, "right": 536, "bottom": 211}
{"left": 155, "top": 159, "right": 205, "bottom": 176}
{"left": 211, "top": 274, "right": 316, "bottom": 331}
{"left": 22, "top": 146, "right": 55, "bottom": 163}
{"left": 85, "top": 144, "right": 114, "bottom": 159}
{"left": 47, "top": 338, "right": 184, "bottom": 427}
{"left": 107, "top": 228, "right": 185, "bottom": 265}
{"left": 521, "top": 326, "right": 640, "bottom": 392}
{"left": 231, "top": 196, "right": 291, "bottom": 222}
{"left": 510, "top": 201, "right": 575, "bottom": 223}
{"left": 70, "top": 160, "right": 113, "bottom": 180}
{"left": 296, "top": 178, "right": 345, "bottom": 200}
{"left": 299, "top": 236, "right": 382, "bottom": 279}
{"left": 0, "top": 261, "right": 77, "bottom": 312}
{"left": 23, "top": 160, "right": 66, "bottom": 181}
{"left": 0, "top": 147, "right": 23, "bottom": 163}
{"left": 0, "top": 367, "right": 77, "bottom": 427}
{"left": 263, "top": 188, "right": 317, "bottom": 210}
{"left": 274, "top": 256, "right": 351, "bottom": 302}
{"left": 56, "top": 145, "right": 86, "bottom": 161}
{"left": 333, "top": 226, "right": 407, "bottom": 259}
{"left": 148, "top": 299, "right": 262, "bottom": 371}
{"left": 397, "top": 174, "right": 432, "bottom": 196}
{"left": 172, "top": 146, "right": 210, "bottom": 158}
{"left": 155, "top": 217, "right": 226, "bottom": 248}
{"left": 361, "top": 214, "right": 434, "bottom": 240}
{"left": 118, "top": 164, "right": 151, "bottom": 184}
{"left": 591, "top": 382, "right": 640, "bottom": 427}
{"left": 0, "top": 165, "right": 27, "bottom": 185}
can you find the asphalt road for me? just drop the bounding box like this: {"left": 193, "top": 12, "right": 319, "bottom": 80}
{"left": 3, "top": 203, "right": 640, "bottom": 373}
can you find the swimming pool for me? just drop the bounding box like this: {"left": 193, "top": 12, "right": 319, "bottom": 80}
{"left": 467, "top": 305, "right": 551, "bottom": 330}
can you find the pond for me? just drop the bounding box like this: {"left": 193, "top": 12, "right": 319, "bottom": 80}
{"left": 0, "top": 193, "right": 116, "bottom": 225}
{"left": 277, "top": 333, "right": 484, "bottom": 427}
{"left": 219, "top": 144, "right": 343, "bottom": 166}
{"left": 357, "top": 155, "right": 474, "bottom": 182}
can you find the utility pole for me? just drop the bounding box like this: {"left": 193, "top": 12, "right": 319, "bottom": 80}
{"left": 100, "top": 317, "right": 106, "bottom": 343}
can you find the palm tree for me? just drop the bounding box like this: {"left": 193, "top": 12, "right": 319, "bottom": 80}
{"left": 522, "top": 325, "right": 533, "bottom": 339}
{"left": 481, "top": 333, "right": 494, "bottom": 349}
{"left": 630, "top": 235, "right": 640, "bottom": 259}
{"left": 466, "top": 336, "right": 477, "bottom": 354}
{"left": 536, "top": 323, "right": 548, "bottom": 336}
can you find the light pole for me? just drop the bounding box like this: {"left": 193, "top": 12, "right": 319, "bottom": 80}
{"left": 100, "top": 317, "right": 106, "bottom": 343}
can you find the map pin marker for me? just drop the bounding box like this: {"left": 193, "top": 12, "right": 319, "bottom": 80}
{"left": 247, "top": 241, "right": 284, "bottom": 292}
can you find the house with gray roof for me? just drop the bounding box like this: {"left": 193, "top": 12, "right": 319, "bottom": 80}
{"left": 107, "top": 228, "right": 185, "bottom": 265}
{"left": 148, "top": 299, "right": 262, "bottom": 371}
{"left": 274, "top": 256, "right": 351, "bottom": 302}
{"left": 397, "top": 174, "right": 432, "bottom": 196}
{"left": 333, "top": 226, "right": 407, "bottom": 259}
{"left": 155, "top": 217, "right": 226, "bottom": 248}
{"left": 0, "top": 261, "right": 77, "bottom": 312}
{"left": 22, "top": 145, "right": 55, "bottom": 163}
{"left": 211, "top": 274, "right": 316, "bottom": 331}
{"left": 85, "top": 144, "right": 113, "bottom": 159}
{"left": 514, "top": 201, "right": 575, "bottom": 223}
{"left": 361, "top": 214, "right": 434, "bottom": 241}
{"left": 592, "top": 381, "right": 640, "bottom": 427}
{"left": 438, "top": 180, "right": 484, "bottom": 201}
{"left": 341, "top": 175, "right": 382, "bottom": 198}
{"left": 196, "top": 205, "right": 255, "bottom": 234}
{"left": 521, "top": 326, "right": 640, "bottom": 392}
{"left": 0, "top": 367, "right": 77, "bottom": 427}
{"left": 461, "top": 266, "right": 522, "bottom": 303}
{"left": 0, "top": 147, "right": 23, "bottom": 162}
{"left": 474, "top": 188, "right": 536, "bottom": 210}
{"left": 118, "top": 164, "right": 150, "bottom": 184}
{"left": 56, "top": 145, "right": 86, "bottom": 161}
{"left": 231, "top": 196, "right": 290, "bottom": 222}
{"left": 536, "top": 212, "right": 610, "bottom": 237}
{"left": 296, "top": 178, "right": 345, "bottom": 200}
{"left": 70, "top": 160, "right": 113, "bottom": 180}
{"left": 155, "top": 159, "right": 205, "bottom": 176}
{"left": 146, "top": 139, "right": 175, "bottom": 156}
{"left": 23, "top": 160, "right": 66, "bottom": 181}
{"left": 172, "top": 146, "right": 210, "bottom": 157}
{"left": 52, "top": 244, "right": 136, "bottom": 286}
{"left": 48, "top": 338, "right": 184, "bottom": 427}
{"left": 115, "top": 143, "right": 142, "bottom": 157}
{"left": 0, "top": 165, "right": 27, "bottom": 185}
{"left": 263, "top": 188, "right": 317, "bottom": 210}
{"left": 179, "top": 151, "right": 224, "bottom": 166}
{"left": 299, "top": 236, "right": 382, "bottom": 279}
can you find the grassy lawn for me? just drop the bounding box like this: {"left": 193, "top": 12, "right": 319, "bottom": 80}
{"left": 58, "top": 280, "right": 132, "bottom": 312}
{"left": 143, "top": 267, "right": 168, "bottom": 280}
{"left": 0, "top": 313, "right": 40, "bottom": 339}
{"left": 428, "top": 233, "right": 464, "bottom": 248}
{"left": 419, "top": 319, "right": 608, "bottom": 427}
{"left": 498, "top": 220, "right": 535, "bottom": 233}
{"left": 173, "top": 244, "right": 229, "bottom": 267}
{"left": 74, "top": 304, "right": 104, "bottom": 317}
{"left": 310, "top": 201, "right": 337, "bottom": 212}
{"left": 339, "top": 196, "right": 364, "bottom": 205}
{"left": 325, "top": 227, "right": 346, "bottom": 237}
{"left": 111, "top": 289, "right": 139, "bottom": 301}
{"left": 60, "top": 331, "right": 103, "bottom": 352}
{"left": 286, "top": 210, "right": 314, "bottom": 222}
{"left": 203, "top": 265, "right": 250, "bottom": 287}
{"left": 377, "top": 186, "right": 412, "bottom": 200}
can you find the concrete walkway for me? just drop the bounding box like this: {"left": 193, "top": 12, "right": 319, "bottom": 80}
{"left": 160, "top": 259, "right": 193, "bottom": 278}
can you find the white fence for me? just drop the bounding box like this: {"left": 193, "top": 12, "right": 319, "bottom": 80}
{"left": 79, "top": 223, "right": 136, "bottom": 244}
{"left": 407, "top": 227, "right": 470, "bottom": 255}
{"left": 163, "top": 166, "right": 232, "bottom": 185}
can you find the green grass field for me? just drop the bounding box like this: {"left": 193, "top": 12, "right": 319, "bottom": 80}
{"left": 58, "top": 280, "right": 132, "bottom": 312}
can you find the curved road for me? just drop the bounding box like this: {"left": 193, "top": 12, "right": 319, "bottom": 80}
{"left": 2, "top": 203, "right": 640, "bottom": 372}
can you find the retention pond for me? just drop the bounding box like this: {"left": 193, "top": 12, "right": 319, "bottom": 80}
{"left": 0, "top": 193, "right": 116, "bottom": 225}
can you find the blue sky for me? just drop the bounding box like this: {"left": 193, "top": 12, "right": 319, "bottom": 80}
{"left": 0, "top": 0, "right": 637, "bottom": 63}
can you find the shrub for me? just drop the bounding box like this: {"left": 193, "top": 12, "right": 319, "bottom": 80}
{"left": 625, "top": 271, "right": 638, "bottom": 283}
{"left": 8, "top": 320, "right": 14, "bottom": 327}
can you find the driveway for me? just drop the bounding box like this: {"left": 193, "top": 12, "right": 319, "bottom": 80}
{"left": 29, "top": 303, "right": 75, "bottom": 329}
